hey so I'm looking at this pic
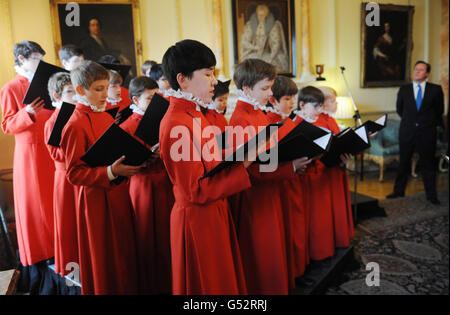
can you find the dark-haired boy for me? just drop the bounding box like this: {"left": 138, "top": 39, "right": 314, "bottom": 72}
{"left": 160, "top": 39, "right": 254, "bottom": 295}
{"left": 229, "top": 59, "right": 311, "bottom": 295}
{"left": 1, "top": 41, "right": 55, "bottom": 271}
{"left": 204, "top": 79, "right": 230, "bottom": 132}
{"left": 58, "top": 44, "right": 84, "bottom": 71}
{"left": 267, "top": 75, "right": 309, "bottom": 286}
{"left": 149, "top": 63, "right": 171, "bottom": 97}
{"left": 121, "top": 76, "right": 174, "bottom": 294}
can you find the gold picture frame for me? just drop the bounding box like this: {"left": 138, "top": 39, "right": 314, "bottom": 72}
{"left": 360, "top": 3, "right": 415, "bottom": 88}
{"left": 232, "top": 0, "right": 296, "bottom": 77}
{"left": 49, "top": 0, "right": 143, "bottom": 81}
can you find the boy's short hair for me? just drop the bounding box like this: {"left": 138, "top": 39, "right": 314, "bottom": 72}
{"left": 272, "top": 76, "right": 298, "bottom": 101}
{"left": 13, "top": 41, "right": 46, "bottom": 66}
{"left": 149, "top": 64, "right": 164, "bottom": 81}
{"left": 48, "top": 72, "right": 72, "bottom": 102}
{"left": 98, "top": 55, "right": 120, "bottom": 64}
{"left": 109, "top": 70, "right": 123, "bottom": 85}
{"left": 128, "top": 76, "right": 158, "bottom": 100}
{"left": 233, "top": 59, "right": 277, "bottom": 90}
{"left": 71, "top": 60, "right": 109, "bottom": 90}
{"left": 297, "top": 86, "right": 325, "bottom": 107}
{"left": 162, "top": 39, "right": 216, "bottom": 91}
{"left": 141, "top": 60, "right": 157, "bottom": 75}
{"left": 318, "top": 86, "right": 337, "bottom": 100}
{"left": 58, "top": 44, "right": 84, "bottom": 62}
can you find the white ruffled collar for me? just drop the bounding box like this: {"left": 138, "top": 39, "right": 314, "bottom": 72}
{"left": 107, "top": 97, "right": 122, "bottom": 106}
{"left": 207, "top": 104, "right": 225, "bottom": 114}
{"left": 293, "top": 109, "right": 318, "bottom": 123}
{"left": 320, "top": 109, "right": 336, "bottom": 118}
{"left": 266, "top": 106, "right": 290, "bottom": 119}
{"left": 235, "top": 89, "right": 274, "bottom": 113}
{"left": 52, "top": 101, "right": 62, "bottom": 109}
{"left": 130, "top": 104, "right": 145, "bottom": 116}
{"left": 15, "top": 66, "right": 34, "bottom": 83}
{"left": 73, "top": 94, "right": 106, "bottom": 113}
{"left": 159, "top": 89, "right": 170, "bottom": 98}
{"left": 164, "top": 89, "right": 212, "bottom": 112}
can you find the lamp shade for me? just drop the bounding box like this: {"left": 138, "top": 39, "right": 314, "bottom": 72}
{"left": 335, "top": 96, "right": 354, "bottom": 119}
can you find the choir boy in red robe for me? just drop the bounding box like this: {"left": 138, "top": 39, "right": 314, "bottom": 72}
{"left": 98, "top": 55, "right": 132, "bottom": 113}
{"left": 60, "top": 61, "right": 141, "bottom": 295}
{"left": 229, "top": 59, "right": 311, "bottom": 295}
{"left": 1, "top": 41, "right": 55, "bottom": 271}
{"left": 149, "top": 63, "right": 171, "bottom": 99}
{"left": 160, "top": 40, "right": 255, "bottom": 295}
{"left": 267, "top": 76, "right": 309, "bottom": 287}
{"left": 106, "top": 69, "right": 132, "bottom": 112}
{"left": 44, "top": 72, "right": 78, "bottom": 277}
{"left": 295, "top": 86, "right": 352, "bottom": 266}
{"left": 317, "top": 86, "right": 354, "bottom": 248}
{"left": 204, "top": 79, "right": 230, "bottom": 133}
{"left": 58, "top": 44, "right": 84, "bottom": 71}
{"left": 121, "top": 76, "right": 175, "bottom": 294}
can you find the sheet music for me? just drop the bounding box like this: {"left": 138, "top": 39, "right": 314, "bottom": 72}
{"left": 313, "top": 133, "right": 332, "bottom": 150}
{"left": 355, "top": 127, "right": 369, "bottom": 144}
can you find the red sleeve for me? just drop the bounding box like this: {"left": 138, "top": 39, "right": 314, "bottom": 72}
{"left": 1, "top": 85, "right": 35, "bottom": 135}
{"left": 161, "top": 121, "right": 251, "bottom": 206}
{"left": 60, "top": 121, "right": 112, "bottom": 189}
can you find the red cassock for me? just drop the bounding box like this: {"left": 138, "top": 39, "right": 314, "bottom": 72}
{"left": 121, "top": 112, "right": 175, "bottom": 295}
{"left": 229, "top": 100, "right": 297, "bottom": 295}
{"left": 0, "top": 75, "right": 55, "bottom": 266}
{"left": 204, "top": 108, "right": 228, "bottom": 133}
{"left": 44, "top": 109, "right": 78, "bottom": 276}
{"left": 159, "top": 96, "right": 251, "bottom": 295}
{"left": 106, "top": 87, "right": 132, "bottom": 112}
{"left": 315, "top": 113, "right": 354, "bottom": 247}
{"left": 60, "top": 104, "right": 138, "bottom": 295}
{"left": 266, "top": 112, "right": 307, "bottom": 283}
{"left": 291, "top": 114, "right": 335, "bottom": 261}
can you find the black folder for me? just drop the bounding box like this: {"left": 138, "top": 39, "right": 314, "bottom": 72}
{"left": 81, "top": 123, "right": 153, "bottom": 167}
{"left": 22, "top": 60, "right": 69, "bottom": 110}
{"left": 257, "top": 119, "right": 332, "bottom": 162}
{"left": 100, "top": 63, "right": 132, "bottom": 83}
{"left": 201, "top": 122, "right": 283, "bottom": 179}
{"left": 280, "top": 120, "right": 330, "bottom": 145}
{"left": 134, "top": 93, "right": 170, "bottom": 147}
{"left": 105, "top": 107, "right": 119, "bottom": 119}
{"left": 117, "top": 106, "right": 133, "bottom": 125}
{"left": 321, "top": 125, "right": 371, "bottom": 167}
{"left": 362, "top": 114, "right": 388, "bottom": 134}
{"left": 276, "top": 132, "right": 333, "bottom": 162}
{"left": 47, "top": 102, "right": 76, "bottom": 147}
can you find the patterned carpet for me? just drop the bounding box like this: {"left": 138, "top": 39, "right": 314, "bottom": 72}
{"left": 326, "top": 188, "right": 449, "bottom": 295}
{"left": 1, "top": 185, "right": 448, "bottom": 295}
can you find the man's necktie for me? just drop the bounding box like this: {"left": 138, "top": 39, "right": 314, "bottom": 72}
{"left": 416, "top": 85, "right": 423, "bottom": 111}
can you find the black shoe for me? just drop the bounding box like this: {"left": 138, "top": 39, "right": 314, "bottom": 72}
{"left": 386, "top": 192, "right": 404, "bottom": 199}
{"left": 427, "top": 197, "right": 441, "bottom": 205}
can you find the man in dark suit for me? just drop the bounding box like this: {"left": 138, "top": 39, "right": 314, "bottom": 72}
{"left": 387, "top": 61, "right": 444, "bottom": 205}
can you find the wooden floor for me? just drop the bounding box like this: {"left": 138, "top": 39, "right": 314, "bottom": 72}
{"left": 348, "top": 168, "right": 449, "bottom": 200}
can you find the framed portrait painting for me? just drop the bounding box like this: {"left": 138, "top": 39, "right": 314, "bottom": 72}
{"left": 49, "top": 0, "right": 143, "bottom": 85}
{"left": 232, "top": 0, "right": 296, "bottom": 77}
{"left": 361, "top": 3, "right": 415, "bottom": 88}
